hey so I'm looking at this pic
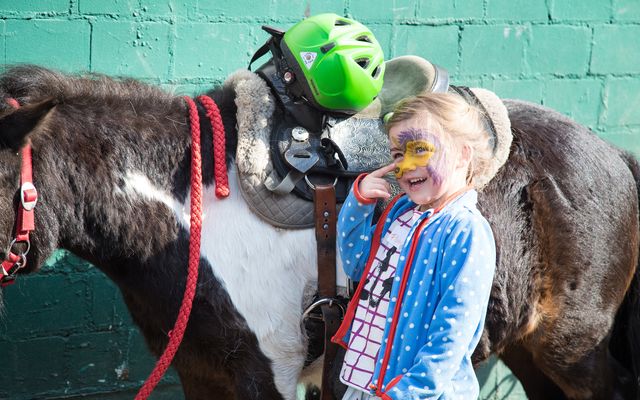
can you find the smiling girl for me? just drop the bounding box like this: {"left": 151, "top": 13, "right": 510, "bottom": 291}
{"left": 332, "top": 92, "right": 497, "bottom": 400}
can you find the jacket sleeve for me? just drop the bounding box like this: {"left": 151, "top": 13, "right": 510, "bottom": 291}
{"left": 337, "top": 174, "right": 378, "bottom": 281}
{"left": 382, "top": 214, "right": 496, "bottom": 400}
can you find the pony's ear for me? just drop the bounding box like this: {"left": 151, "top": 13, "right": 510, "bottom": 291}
{"left": 0, "top": 97, "right": 58, "bottom": 151}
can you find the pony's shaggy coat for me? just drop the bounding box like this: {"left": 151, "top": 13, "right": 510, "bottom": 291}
{"left": 0, "top": 66, "right": 638, "bottom": 400}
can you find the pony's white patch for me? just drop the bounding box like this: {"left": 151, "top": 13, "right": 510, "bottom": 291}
{"left": 123, "top": 167, "right": 316, "bottom": 400}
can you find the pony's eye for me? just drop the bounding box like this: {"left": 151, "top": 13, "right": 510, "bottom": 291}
{"left": 392, "top": 153, "right": 403, "bottom": 160}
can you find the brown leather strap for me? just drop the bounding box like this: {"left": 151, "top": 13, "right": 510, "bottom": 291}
{"left": 313, "top": 184, "right": 340, "bottom": 400}
{"left": 320, "top": 303, "right": 341, "bottom": 400}
{"left": 314, "top": 184, "right": 337, "bottom": 298}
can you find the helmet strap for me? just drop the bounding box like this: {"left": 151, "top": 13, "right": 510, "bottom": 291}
{"left": 255, "top": 59, "right": 326, "bottom": 133}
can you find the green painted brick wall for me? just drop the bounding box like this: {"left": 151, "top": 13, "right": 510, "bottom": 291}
{"left": 0, "top": 1, "right": 638, "bottom": 399}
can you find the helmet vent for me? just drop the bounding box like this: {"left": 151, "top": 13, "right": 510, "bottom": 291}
{"left": 372, "top": 65, "right": 382, "bottom": 78}
{"left": 355, "top": 58, "right": 370, "bottom": 69}
{"left": 356, "top": 35, "right": 372, "bottom": 43}
{"left": 334, "top": 19, "right": 352, "bottom": 26}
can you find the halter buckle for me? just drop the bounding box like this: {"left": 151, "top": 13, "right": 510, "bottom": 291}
{"left": 20, "top": 182, "right": 38, "bottom": 211}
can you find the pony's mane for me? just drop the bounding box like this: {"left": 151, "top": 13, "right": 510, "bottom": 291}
{"left": 0, "top": 64, "right": 178, "bottom": 110}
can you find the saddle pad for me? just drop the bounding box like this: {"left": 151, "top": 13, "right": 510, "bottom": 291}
{"left": 231, "top": 70, "right": 317, "bottom": 228}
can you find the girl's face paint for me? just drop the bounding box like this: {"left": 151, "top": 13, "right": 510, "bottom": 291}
{"left": 390, "top": 127, "right": 446, "bottom": 182}
{"left": 394, "top": 139, "right": 436, "bottom": 178}
{"left": 389, "top": 121, "right": 458, "bottom": 209}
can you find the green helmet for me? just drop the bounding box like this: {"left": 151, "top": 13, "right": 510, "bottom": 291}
{"left": 280, "top": 13, "right": 385, "bottom": 115}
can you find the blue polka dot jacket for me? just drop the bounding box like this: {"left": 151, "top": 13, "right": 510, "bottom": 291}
{"left": 332, "top": 177, "right": 496, "bottom": 400}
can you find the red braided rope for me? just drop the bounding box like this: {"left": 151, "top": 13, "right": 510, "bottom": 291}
{"left": 135, "top": 96, "right": 204, "bottom": 399}
{"left": 197, "top": 95, "right": 229, "bottom": 198}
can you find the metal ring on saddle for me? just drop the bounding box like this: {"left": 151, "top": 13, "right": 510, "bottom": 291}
{"left": 304, "top": 175, "right": 338, "bottom": 191}
{"left": 302, "top": 298, "right": 345, "bottom": 321}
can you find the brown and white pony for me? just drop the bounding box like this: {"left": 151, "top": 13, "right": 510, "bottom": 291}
{"left": 0, "top": 65, "right": 638, "bottom": 400}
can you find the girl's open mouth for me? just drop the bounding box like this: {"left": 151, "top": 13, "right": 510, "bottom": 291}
{"left": 408, "top": 177, "right": 428, "bottom": 188}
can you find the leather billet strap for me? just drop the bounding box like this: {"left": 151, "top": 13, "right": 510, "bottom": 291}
{"left": 313, "top": 183, "right": 341, "bottom": 400}
{"left": 313, "top": 184, "right": 337, "bottom": 298}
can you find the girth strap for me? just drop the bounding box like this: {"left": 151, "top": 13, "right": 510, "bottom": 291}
{"left": 313, "top": 184, "right": 341, "bottom": 400}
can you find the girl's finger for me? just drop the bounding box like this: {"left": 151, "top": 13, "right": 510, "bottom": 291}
{"left": 369, "top": 162, "right": 396, "bottom": 178}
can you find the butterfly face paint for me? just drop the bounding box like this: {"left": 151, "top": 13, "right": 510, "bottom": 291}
{"left": 394, "top": 140, "right": 435, "bottom": 178}
{"left": 391, "top": 128, "right": 447, "bottom": 185}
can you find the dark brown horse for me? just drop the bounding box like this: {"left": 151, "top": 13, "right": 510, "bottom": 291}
{"left": 0, "top": 65, "right": 638, "bottom": 400}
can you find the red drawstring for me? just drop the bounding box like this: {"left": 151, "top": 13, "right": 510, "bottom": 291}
{"left": 135, "top": 95, "right": 228, "bottom": 399}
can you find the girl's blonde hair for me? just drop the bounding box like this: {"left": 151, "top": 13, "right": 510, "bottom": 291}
{"left": 385, "top": 92, "right": 494, "bottom": 189}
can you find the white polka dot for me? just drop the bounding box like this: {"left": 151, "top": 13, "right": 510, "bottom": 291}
{"left": 424, "top": 324, "right": 430, "bottom": 329}
{"left": 448, "top": 285, "right": 454, "bottom": 290}
{"left": 419, "top": 280, "right": 424, "bottom": 285}
{"left": 342, "top": 232, "right": 346, "bottom": 237}
{"left": 349, "top": 216, "right": 355, "bottom": 222}
{"left": 403, "top": 312, "right": 409, "bottom": 318}
{"left": 402, "top": 368, "right": 407, "bottom": 373}
{"left": 407, "top": 290, "right": 412, "bottom": 296}
{"left": 443, "top": 306, "right": 449, "bottom": 311}
{"left": 346, "top": 260, "right": 350, "bottom": 264}
{"left": 348, "top": 242, "right": 354, "bottom": 247}
{"left": 395, "top": 276, "right": 401, "bottom": 282}
{"left": 405, "top": 345, "right": 411, "bottom": 351}
{"left": 427, "top": 341, "right": 432, "bottom": 347}
{"left": 364, "top": 212, "right": 369, "bottom": 217}
{"left": 400, "top": 256, "right": 405, "bottom": 261}
{"left": 442, "top": 273, "right": 447, "bottom": 278}
{"left": 386, "top": 218, "right": 391, "bottom": 223}
{"left": 391, "top": 297, "right": 397, "bottom": 302}
{"left": 451, "top": 260, "right": 457, "bottom": 266}
{"left": 414, "top": 301, "right": 419, "bottom": 307}
{"left": 355, "top": 253, "right": 361, "bottom": 259}
{"left": 462, "top": 248, "right": 467, "bottom": 253}
{"left": 428, "top": 238, "right": 432, "bottom": 243}
{"left": 348, "top": 202, "right": 352, "bottom": 207}
{"left": 423, "top": 259, "right": 428, "bottom": 264}
{"left": 409, "top": 323, "right": 415, "bottom": 329}
{"left": 387, "top": 317, "right": 392, "bottom": 323}
{"left": 437, "top": 227, "right": 441, "bottom": 232}
{"left": 443, "top": 337, "right": 448, "bottom": 342}
{"left": 432, "top": 247, "right": 437, "bottom": 253}
{"left": 456, "top": 297, "right": 462, "bottom": 303}
{"left": 428, "top": 269, "right": 433, "bottom": 275}
{"left": 440, "top": 326, "right": 444, "bottom": 331}
{"left": 363, "top": 236, "right": 369, "bottom": 241}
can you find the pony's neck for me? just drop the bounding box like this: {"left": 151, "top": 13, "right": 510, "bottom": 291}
{"left": 31, "top": 87, "right": 237, "bottom": 272}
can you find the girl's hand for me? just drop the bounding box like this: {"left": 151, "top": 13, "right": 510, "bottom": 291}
{"left": 359, "top": 163, "right": 396, "bottom": 200}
